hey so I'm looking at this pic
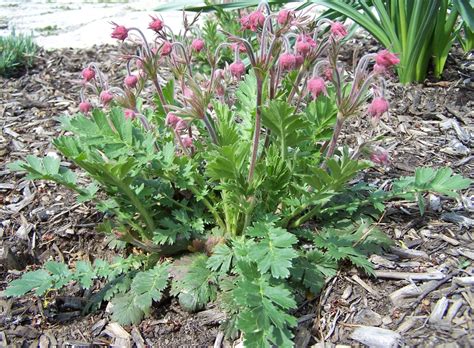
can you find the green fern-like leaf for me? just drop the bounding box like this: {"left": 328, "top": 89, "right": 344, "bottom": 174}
{"left": 4, "top": 270, "right": 53, "bottom": 297}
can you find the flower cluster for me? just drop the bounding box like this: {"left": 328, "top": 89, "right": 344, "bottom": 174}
{"left": 77, "top": 5, "right": 398, "bottom": 165}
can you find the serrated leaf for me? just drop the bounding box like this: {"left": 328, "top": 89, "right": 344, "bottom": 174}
{"left": 111, "top": 293, "right": 144, "bottom": 325}
{"left": 247, "top": 222, "right": 298, "bottom": 279}
{"left": 207, "top": 243, "right": 234, "bottom": 274}
{"left": 4, "top": 270, "right": 52, "bottom": 297}
{"left": 75, "top": 261, "right": 94, "bottom": 288}
{"left": 131, "top": 263, "right": 169, "bottom": 312}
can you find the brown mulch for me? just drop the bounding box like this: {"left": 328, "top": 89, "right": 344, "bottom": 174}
{"left": 0, "top": 42, "right": 473, "bottom": 347}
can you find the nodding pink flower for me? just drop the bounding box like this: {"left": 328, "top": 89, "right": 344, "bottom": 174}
{"left": 373, "top": 63, "right": 387, "bottom": 75}
{"left": 175, "top": 119, "right": 188, "bottom": 131}
{"left": 181, "top": 136, "right": 193, "bottom": 148}
{"left": 324, "top": 67, "right": 333, "bottom": 81}
{"left": 277, "top": 9, "right": 293, "bottom": 25}
{"left": 82, "top": 67, "right": 95, "bottom": 81}
{"left": 295, "top": 54, "right": 304, "bottom": 68}
{"left": 240, "top": 15, "right": 250, "bottom": 30}
{"left": 370, "top": 148, "right": 390, "bottom": 166}
{"left": 124, "top": 75, "right": 138, "bottom": 88}
{"left": 330, "top": 22, "right": 348, "bottom": 38}
{"left": 165, "top": 112, "right": 181, "bottom": 128}
{"left": 100, "top": 90, "right": 114, "bottom": 105}
{"left": 242, "top": 10, "right": 265, "bottom": 31}
{"left": 191, "top": 39, "right": 205, "bottom": 52}
{"left": 296, "top": 34, "right": 317, "bottom": 56}
{"left": 307, "top": 77, "right": 326, "bottom": 99}
{"left": 124, "top": 109, "right": 136, "bottom": 120}
{"left": 231, "top": 42, "right": 246, "bottom": 53}
{"left": 161, "top": 41, "right": 172, "bottom": 56}
{"left": 279, "top": 53, "right": 296, "bottom": 71}
{"left": 375, "top": 50, "right": 400, "bottom": 68}
{"left": 368, "top": 97, "right": 389, "bottom": 120}
{"left": 249, "top": 10, "right": 265, "bottom": 31}
{"left": 136, "top": 59, "right": 144, "bottom": 69}
{"left": 79, "top": 101, "right": 92, "bottom": 113}
{"left": 148, "top": 16, "right": 163, "bottom": 32}
{"left": 111, "top": 23, "right": 128, "bottom": 41}
{"left": 230, "top": 61, "right": 245, "bottom": 79}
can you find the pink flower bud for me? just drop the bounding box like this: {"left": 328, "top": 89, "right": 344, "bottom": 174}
{"left": 295, "top": 55, "right": 304, "bottom": 68}
{"left": 277, "top": 9, "right": 293, "bottom": 25}
{"left": 368, "top": 97, "right": 389, "bottom": 120}
{"left": 296, "top": 34, "right": 316, "bottom": 56}
{"left": 230, "top": 61, "right": 245, "bottom": 79}
{"left": 373, "top": 63, "right": 387, "bottom": 75}
{"left": 231, "top": 42, "right": 246, "bottom": 53}
{"left": 181, "top": 136, "right": 193, "bottom": 148}
{"left": 111, "top": 23, "right": 128, "bottom": 41}
{"left": 279, "top": 53, "right": 296, "bottom": 71}
{"left": 81, "top": 67, "right": 95, "bottom": 81}
{"left": 191, "top": 39, "right": 205, "bottom": 52}
{"left": 136, "top": 59, "right": 144, "bottom": 69}
{"left": 324, "top": 67, "right": 333, "bottom": 81}
{"left": 175, "top": 119, "right": 188, "bottom": 131}
{"left": 375, "top": 50, "right": 400, "bottom": 68}
{"left": 330, "top": 22, "right": 348, "bottom": 38}
{"left": 248, "top": 10, "right": 265, "bottom": 31}
{"left": 148, "top": 16, "right": 163, "bottom": 32}
{"left": 124, "top": 74, "right": 138, "bottom": 88}
{"left": 240, "top": 15, "right": 250, "bottom": 30}
{"left": 161, "top": 41, "right": 172, "bottom": 56}
{"left": 307, "top": 77, "right": 326, "bottom": 99}
{"left": 165, "top": 112, "right": 181, "bottom": 127}
{"left": 124, "top": 109, "right": 136, "bottom": 120}
{"left": 370, "top": 148, "right": 390, "bottom": 166}
{"left": 79, "top": 101, "right": 92, "bottom": 113}
{"left": 100, "top": 90, "right": 114, "bottom": 105}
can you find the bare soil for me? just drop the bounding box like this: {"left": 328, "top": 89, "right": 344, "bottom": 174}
{"left": 0, "top": 42, "right": 472, "bottom": 347}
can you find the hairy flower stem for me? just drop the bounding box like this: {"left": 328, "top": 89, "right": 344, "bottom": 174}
{"left": 151, "top": 76, "right": 168, "bottom": 114}
{"left": 203, "top": 114, "right": 218, "bottom": 144}
{"left": 324, "top": 114, "right": 344, "bottom": 161}
{"left": 247, "top": 77, "right": 263, "bottom": 183}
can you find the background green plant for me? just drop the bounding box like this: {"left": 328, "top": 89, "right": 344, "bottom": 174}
{"left": 0, "top": 30, "right": 37, "bottom": 78}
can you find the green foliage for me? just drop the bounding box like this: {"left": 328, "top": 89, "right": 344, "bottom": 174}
{"left": 0, "top": 30, "right": 37, "bottom": 77}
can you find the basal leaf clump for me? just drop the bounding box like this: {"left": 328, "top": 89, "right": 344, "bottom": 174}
{"left": 5, "top": 2, "right": 471, "bottom": 346}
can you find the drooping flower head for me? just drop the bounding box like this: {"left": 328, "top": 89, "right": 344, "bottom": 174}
{"left": 175, "top": 119, "right": 188, "bottom": 131}
{"left": 296, "top": 34, "right": 317, "bottom": 56}
{"left": 191, "top": 38, "right": 205, "bottom": 52}
{"left": 161, "top": 41, "right": 172, "bottom": 56}
{"left": 100, "top": 90, "right": 114, "bottom": 105}
{"left": 148, "top": 16, "right": 163, "bottom": 32}
{"left": 165, "top": 112, "right": 181, "bottom": 128}
{"left": 241, "top": 10, "right": 265, "bottom": 31}
{"left": 295, "top": 54, "right": 304, "bottom": 68}
{"left": 124, "top": 75, "right": 138, "bottom": 89}
{"left": 330, "top": 21, "right": 348, "bottom": 38}
{"left": 279, "top": 53, "right": 296, "bottom": 71}
{"left": 181, "top": 136, "right": 193, "bottom": 148}
{"left": 231, "top": 42, "right": 246, "bottom": 53}
{"left": 307, "top": 77, "right": 326, "bottom": 99}
{"left": 79, "top": 101, "right": 92, "bottom": 113}
{"left": 81, "top": 67, "right": 95, "bottom": 82}
{"left": 230, "top": 61, "right": 245, "bottom": 79}
{"left": 111, "top": 23, "right": 129, "bottom": 41}
{"left": 370, "top": 147, "right": 390, "bottom": 166}
{"left": 277, "top": 9, "right": 293, "bottom": 26}
{"left": 368, "top": 97, "right": 389, "bottom": 120}
{"left": 124, "top": 109, "right": 136, "bottom": 120}
{"left": 375, "top": 50, "right": 400, "bottom": 68}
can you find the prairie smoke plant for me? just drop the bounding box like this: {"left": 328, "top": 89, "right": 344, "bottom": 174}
{"left": 10, "top": 4, "right": 470, "bottom": 348}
